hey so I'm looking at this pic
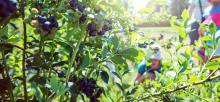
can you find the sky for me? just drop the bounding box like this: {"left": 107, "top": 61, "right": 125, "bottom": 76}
{"left": 132, "top": 0, "right": 149, "bottom": 11}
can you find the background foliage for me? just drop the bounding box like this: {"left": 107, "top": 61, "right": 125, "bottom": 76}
{"left": 0, "top": 0, "right": 219, "bottom": 102}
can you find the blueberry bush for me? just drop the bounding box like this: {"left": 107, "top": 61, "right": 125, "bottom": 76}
{"left": 0, "top": 0, "right": 220, "bottom": 102}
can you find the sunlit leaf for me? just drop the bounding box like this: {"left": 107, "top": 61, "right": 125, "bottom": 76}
{"left": 181, "top": 9, "right": 189, "bottom": 21}
{"left": 206, "top": 61, "right": 220, "bottom": 70}
{"left": 189, "top": 76, "right": 199, "bottom": 83}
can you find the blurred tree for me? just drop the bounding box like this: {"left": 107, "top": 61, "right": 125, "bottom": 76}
{"left": 169, "top": 0, "right": 189, "bottom": 18}
{"left": 135, "top": 0, "right": 171, "bottom": 27}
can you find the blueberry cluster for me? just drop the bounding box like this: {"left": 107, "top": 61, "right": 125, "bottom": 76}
{"left": 34, "top": 15, "right": 59, "bottom": 36}
{"left": 69, "top": 0, "right": 113, "bottom": 36}
{"left": 69, "top": 0, "right": 87, "bottom": 24}
{"left": 87, "top": 19, "right": 112, "bottom": 36}
{"left": 75, "top": 78, "right": 103, "bottom": 102}
{"left": 138, "top": 41, "right": 155, "bottom": 48}
{"left": 69, "top": 0, "right": 86, "bottom": 13}
{"left": 0, "top": 0, "right": 17, "bottom": 24}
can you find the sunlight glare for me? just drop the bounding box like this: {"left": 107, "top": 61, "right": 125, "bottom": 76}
{"left": 132, "top": 0, "right": 149, "bottom": 11}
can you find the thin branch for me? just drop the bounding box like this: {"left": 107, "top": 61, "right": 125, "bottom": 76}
{"left": 66, "top": 33, "right": 85, "bottom": 83}
{"left": 0, "top": 43, "right": 32, "bottom": 55}
{"left": 20, "top": 0, "right": 28, "bottom": 101}
{"left": 127, "top": 68, "right": 220, "bottom": 102}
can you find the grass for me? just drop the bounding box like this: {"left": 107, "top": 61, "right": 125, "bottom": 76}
{"left": 137, "top": 27, "right": 177, "bottom": 40}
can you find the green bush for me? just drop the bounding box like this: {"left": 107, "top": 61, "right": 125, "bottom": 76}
{"left": 0, "top": 0, "right": 219, "bottom": 102}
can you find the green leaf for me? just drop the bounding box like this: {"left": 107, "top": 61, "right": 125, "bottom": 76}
{"left": 119, "top": 48, "right": 138, "bottom": 61}
{"left": 0, "top": 26, "right": 8, "bottom": 35}
{"left": 116, "top": 82, "right": 124, "bottom": 92}
{"left": 178, "top": 27, "right": 186, "bottom": 40}
{"left": 189, "top": 76, "right": 200, "bottom": 83}
{"left": 101, "top": 70, "right": 109, "bottom": 84}
{"left": 8, "top": 37, "right": 20, "bottom": 43}
{"left": 201, "top": 36, "right": 212, "bottom": 42}
{"left": 47, "top": 77, "right": 67, "bottom": 96}
{"left": 181, "top": 9, "right": 189, "bottom": 20}
{"left": 31, "top": 83, "right": 43, "bottom": 102}
{"left": 109, "top": 36, "right": 119, "bottom": 50}
{"left": 209, "top": 23, "right": 217, "bottom": 34}
{"left": 112, "top": 72, "right": 121, "bottom": 80}
{"left": 178, "top": 60, "right": 189, "bottom": 74}
{"left": 206, "top": 61, "right": 220, "bottom": 70}
{"left": 122, "top": 70, "right": 130, "bottom": 76}
{"left": 102, "top": 45, "right": 108, "bottom": 58}
{"left": 111, "top": 55, "right": 125, "bottom": 65}
{"left": 80, "top": 52, "right": 92, "bottom": 68}
{"left": 126, "top": 88, "right": 136, "bottom": 95}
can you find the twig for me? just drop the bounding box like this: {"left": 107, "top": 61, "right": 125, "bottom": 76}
{"left": 66, "top": 33, "right": 85, "bottom": 83}
{"left": 182, "top": 90, "right": 209, "bottom": 102}
{"left": 126, "top": 68, "right": 220, "bottom": 102}
{"left": 20, "top": 0, "right": 28, "bottom": 101}
{"left": 199, "top": 48, "right": 217, "bottom": 76}
{"left": 0, "top": 43, "right": 32, "bottom": 55}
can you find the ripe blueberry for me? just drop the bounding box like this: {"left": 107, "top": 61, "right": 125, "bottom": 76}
{"left": 89, "top": 30, "right": 97, "bottom": 36}
{"left": 79, "top": 15, "right": 87, "bottom": 24}
{"left": 87, "top": 22, "right": 96, "bottom": 31}
{"left": 36, "top": 16, "right": 47, "bottom": 24}
{"left": 102, "top": 25, "right": 109, "bottom": 31}
{"left": 98, "top": 30, "right": 105, "bottom": 35}
{"left": 42, "top": 21, "right": 51, "bottom": 32}
{"left": 78, "top": 4, "right": 86, "bottom": 12}
{"left": 70, "top": 0, "right": 78, "bottom": 9}
{"left": 58, "top": 71, "right": 65, "bottom": 78}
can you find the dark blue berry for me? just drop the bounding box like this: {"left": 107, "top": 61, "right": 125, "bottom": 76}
{"left": 42, "top": 21, "right": 51, "bottom": 31}
{"left": 85, "top": 86, "right": 94, "bottom": 97}
{"left": 78, "top": 4, "right": 86, "bottom": 12}
{"left": 0, "top": 0, "right": 17, "bottom": 21}
{"left": 0, "top": 1, "right": 7, "bottom": 12}
{"left": 78, "top": 79, "right": 86, "bottom": 89}
{"left": 79, "top": 15, "right": 87, "bottom": 24}
{"left": 70, "top": 0, "right": 78, "bottom": 9}
{"left": 69, "top": 48, "right": 73, "bottom": 58}
{"left": 108, "top": 26, "right": 112, "bottom": 30}
{"left": 98, "top": 30, "right": 106, "bottom": 35}
{"left": 36, "top": 16, "right": 47, "bottom": 24}
{"left": 90, "top": 79, "right": 96, "bottom": 85}
{"left": 47, "top": 16, "right": 56, "bottom": 22}
{"left": 89, "top": 30, "right": 97, "bottom": 36}
{"left": 50, "top": 21, "right": 59, "bottom": 28}
{"left": 95, "top": 89, "right": 102, "bottom": 98}
{"left": 102, "top": 25, "right": 109, "bottom": 31}
{"left": 87, "top": 22, "right": 96, "bottom": 31}
{"left": 58, "top": 71, "right": 65, "bottom": 78}
{"left": 90, "top": 96, "right": 97, "bottom": 102}
{"left": 48, "top": 16, "right": 59, "bottom": 28}
{"left": 7, "top": 1, "right": 17, "bottom": 13}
